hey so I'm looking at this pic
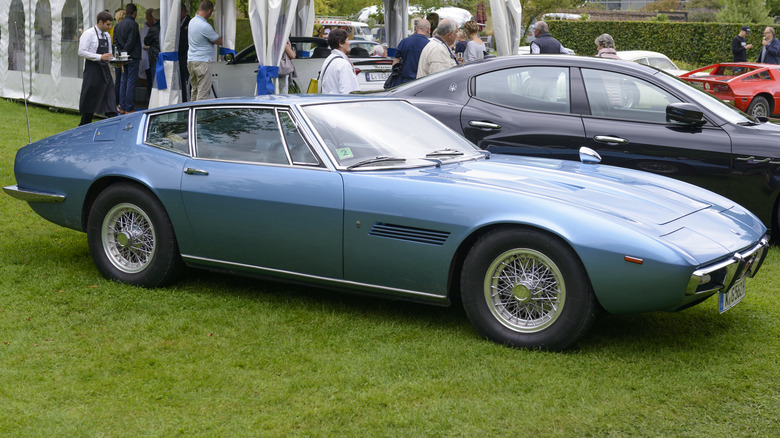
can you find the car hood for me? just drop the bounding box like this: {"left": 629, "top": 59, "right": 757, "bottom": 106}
{"left": 412, "top": 155, "right": 764, "bottom": 248}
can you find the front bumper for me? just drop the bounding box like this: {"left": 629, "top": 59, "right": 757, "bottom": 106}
{"left": 686, "top": 235, "right": 770, "bottom": 296}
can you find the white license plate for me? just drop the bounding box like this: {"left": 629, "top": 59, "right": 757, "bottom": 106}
{"left": 719, "top": 277, "right": 746, "bottom": 313}
{"left": 368, "top": 72, "right": 390, "bottom": 81}
{"left": 692, "top": 81, "right": 704, "bottom": 90}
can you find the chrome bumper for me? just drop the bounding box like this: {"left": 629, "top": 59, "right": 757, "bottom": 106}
{"left": 3, "top": 185, "right": 65, "bottom": 203}
{"left": 686, "top": 235, "right": 770, "bottom": 296}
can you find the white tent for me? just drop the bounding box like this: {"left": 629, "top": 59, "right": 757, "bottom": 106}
{"left": 490, "top": 0, "right": 522, "bottom": 56}
{"left": 0, "top": 1, "right": 518, "bottom": 110}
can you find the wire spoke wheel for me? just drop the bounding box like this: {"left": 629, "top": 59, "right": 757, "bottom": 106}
{"left": 461, "top": 228, "right": 597, "bottom": 350}
{"left": 485, "top": 249, "right": 565, "bottom": 333}
{"left": 102, "top": 203, "right": 157, "bottom": 274}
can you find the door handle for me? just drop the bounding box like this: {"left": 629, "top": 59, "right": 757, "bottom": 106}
{"left": 184, "top": 167, "right": 209, "bottom": 175}
{"left": 736, "top": 156, "right": 775, "bottom": 164}
{"left": 469, "top": 121, "right": 502, "bottom": 130}
{"left": 594, "top": 135, "right": 628, "bottom": 144}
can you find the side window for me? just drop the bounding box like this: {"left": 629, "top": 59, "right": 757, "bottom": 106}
{"left": 582, "top": 69, "right": 681, "bottom": 123}
{"left": 146, "top": 110, "right": 190, "bottom": 154}
{"left": 195, "top": 108, "right": 289, "bottom": 164}
{"left": 474, "top": 66, "right": 570, "bottom": 114}
{"left": 278, "top": 111, "right": 319, "bottom": 166}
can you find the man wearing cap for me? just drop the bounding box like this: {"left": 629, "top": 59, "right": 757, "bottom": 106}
{"left": 732, "top": 26, "right": 753, "bottom": 62}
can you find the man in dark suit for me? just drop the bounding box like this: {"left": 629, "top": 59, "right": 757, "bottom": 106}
{"left": 113, "top": 3, "right": 141, "bottom": 113}
{"left": 178, "top": 4, "right": 191, "bottom": 101}
{"left": 757, "top": 26, "right": 780, "bottom": 64}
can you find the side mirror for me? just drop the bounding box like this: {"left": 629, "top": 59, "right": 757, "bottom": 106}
{"left": 579, "top": 146, "right": 602, "bottom": 164}
{"left": 666, "top": 102, "right": 705, "bottom": 126}
{"left": 224, "top": 53, "right": 235, "bottom": 63}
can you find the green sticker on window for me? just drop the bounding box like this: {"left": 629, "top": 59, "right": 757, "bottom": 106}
{"left": 336, "top": 148, "right": 354, "bottom": 159}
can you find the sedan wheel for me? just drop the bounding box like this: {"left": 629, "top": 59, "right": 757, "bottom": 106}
{"left": 747, "top": 96, "right": 770, "bottom": 119}
{"left": 461, "top": 227, "right": 598, "bottom": 350}
{"left": 87, "top": 183, "right": 184, "bottom": 287}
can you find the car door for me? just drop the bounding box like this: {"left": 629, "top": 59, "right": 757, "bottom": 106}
{"left": 210, "top": 49, "right": 259, "bottom": 98}
{"left": 179, "top": 105, "right": 344, "bottom": 278}
{"left": 578, "top": 67, "right": 732, "bottom": 197}
{"left": 459, "top": 65, "right": 586, "bottom": 158}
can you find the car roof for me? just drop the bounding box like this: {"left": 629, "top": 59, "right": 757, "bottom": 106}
{"left": 431, "top": 54, "right": 656, "bottom": 77}
{"left": 616, "top": 50, "right": 670, "bottom": 60}
{"left": 145, "top": 94, "right": 398, "bottom": 112}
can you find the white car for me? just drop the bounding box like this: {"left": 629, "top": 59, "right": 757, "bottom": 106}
{"left": 211, "top": 38, "right": 392, "bottom": 96}
{"left": 617, "top": 50, "right": 687, "bottom": 76}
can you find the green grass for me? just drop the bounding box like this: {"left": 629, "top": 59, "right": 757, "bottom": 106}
{"left": 1, "top": 99, "right": 778, "bottom": 436}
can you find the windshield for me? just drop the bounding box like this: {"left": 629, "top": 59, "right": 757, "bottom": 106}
{"left": 655, "top": 71, "right": 753, "bottom": 125}
{"left": 303, "top": 100, "right": 483, "bottom": 169}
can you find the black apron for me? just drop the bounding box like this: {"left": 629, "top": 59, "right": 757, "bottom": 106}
{"left": 79, "top": 27, "right": 117, "bottom": 114}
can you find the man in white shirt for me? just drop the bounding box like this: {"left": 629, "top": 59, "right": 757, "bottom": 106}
{"left": 417, "top": 19, "right": 459, "bottom": 79}
{"left": 319, "top": 29, "right": 360, "bottom": 94}
{"left": 77, "top": 10, "right": 117, "bottom": 125}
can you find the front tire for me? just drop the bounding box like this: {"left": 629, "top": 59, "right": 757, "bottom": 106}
{"left": 87, "top": 183, "right": 184, "bottom": 287}
{"left": 747, "top": 96, "right": 770, "bottom": 119}
{"left": 460, "top": 227, "right": 598, "bottom": 351}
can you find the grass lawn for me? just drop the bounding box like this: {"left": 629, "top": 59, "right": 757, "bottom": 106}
{"left": 0, "top": 99, "right": 778, "bottom": 436}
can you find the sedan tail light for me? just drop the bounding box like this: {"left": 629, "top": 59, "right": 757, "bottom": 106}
{"left": 712, "top": 83, "right": 731, "bottom": 94}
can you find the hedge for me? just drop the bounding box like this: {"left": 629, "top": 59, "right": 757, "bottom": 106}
{"left": 548, "top": 21, "right": 766, "bottom": 66}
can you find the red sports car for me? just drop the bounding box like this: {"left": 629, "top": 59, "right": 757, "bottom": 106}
{"left": 679, "top": 63, "right": 780, "bottom": 119}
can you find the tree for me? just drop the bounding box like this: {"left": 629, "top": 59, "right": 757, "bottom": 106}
{"left": 768, "top": 0, "right": 780, "bottom": 16}
{"left": 717, "top": 0, "right": 772, "bottom": 24}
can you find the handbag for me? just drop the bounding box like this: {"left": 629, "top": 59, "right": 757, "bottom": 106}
{"left": 279, "top": 51, "right": 295, "bottom": 76}
{"left": 307, "top": 78, "right": 318, "bottom": 93}
{"left": 384, "top": 60, "right": 402, "bottom": 89}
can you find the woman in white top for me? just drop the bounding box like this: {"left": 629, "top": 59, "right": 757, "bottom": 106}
{"left": 463, "top": 20, "right": 485, "bottom": 63}
{"left": 319, "top": 29, "right": 360, "bottom": 94}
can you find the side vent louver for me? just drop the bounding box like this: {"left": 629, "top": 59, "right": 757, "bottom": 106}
{"left": 368, "top": 223, "right": 450, "bottom": 245}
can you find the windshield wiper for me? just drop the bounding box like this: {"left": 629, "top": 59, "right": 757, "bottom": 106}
{"left": 426, "top": 148, "right": 465, "bottom": 157}
{"left": 347, "top": 156, "right": 407, "bottom": 169}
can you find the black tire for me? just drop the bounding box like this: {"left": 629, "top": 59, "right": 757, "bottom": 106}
{"left": 747, "top": 96, "right": 770, "bottom": 119}
{"left": 460, "top": 227, "right": 598, "bottom": 351}
{"left": 87, "top": 183, "right": 184, "bottom": 287}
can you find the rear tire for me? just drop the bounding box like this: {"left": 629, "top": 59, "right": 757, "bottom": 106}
{"left": 747, "top": 96, "right": 770, "bottom": 119}
{"left": 460, "top": 227, "right": 598, "bottom": 351}
{"left": 87, "top": 183, "right": 184, "bottom": 287}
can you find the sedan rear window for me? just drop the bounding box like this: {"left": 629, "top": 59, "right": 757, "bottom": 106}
{"left": 474, "top": 66, "right": 570, "bottom": 114}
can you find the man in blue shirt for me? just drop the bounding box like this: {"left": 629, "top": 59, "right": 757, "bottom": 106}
{"left": 188, "top": 0, "right": 223, "bottom": 101}
{"left": 389, "top": 19, "right": 431, "bottom": 87}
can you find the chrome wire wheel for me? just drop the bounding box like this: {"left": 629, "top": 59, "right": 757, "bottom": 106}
{"left": 101, "top": 203, "right": 157, "bottom": 274}
{"left": 483, "top": 248, "right": 565, "bottom": 333}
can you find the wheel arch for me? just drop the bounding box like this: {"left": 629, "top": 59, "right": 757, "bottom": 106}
{"left": 448, "top": 223, "right": 595, "bottom": 305}
{"left": 749, "top": 92, "right": 774, "bottom": 115}
{"left": 81, "top": 176, "right": 163, "bottom": 231}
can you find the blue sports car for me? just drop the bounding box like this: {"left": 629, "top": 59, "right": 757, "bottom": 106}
{"left": 4, "top": 96, "right": 769, "bottom": 350}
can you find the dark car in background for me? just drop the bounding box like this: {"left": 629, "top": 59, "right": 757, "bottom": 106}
{"left": 381, "top": 55, "right": 780, "bottom": 233}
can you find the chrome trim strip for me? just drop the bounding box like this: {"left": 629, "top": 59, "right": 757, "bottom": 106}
{"left": 181, "top": 254, "right": 449, "bottom": 304}
{"left": 3, "top": 185, "right": 66, "bottom": 203}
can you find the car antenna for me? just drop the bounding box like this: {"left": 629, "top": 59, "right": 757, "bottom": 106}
{"left": 14, "top": 21, "right": 32, "bottom": 144}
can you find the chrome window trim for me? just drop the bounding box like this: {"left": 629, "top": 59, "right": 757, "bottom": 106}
{"left": 190, "top": 104, "right": 328, "bottom": 169}
{"left": 142, "top": 108, "right": 192, "bottom": 156}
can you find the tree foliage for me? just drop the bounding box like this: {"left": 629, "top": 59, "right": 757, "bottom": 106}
{"left": 716, "top": 0, "right": 772, "bottom": 24}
